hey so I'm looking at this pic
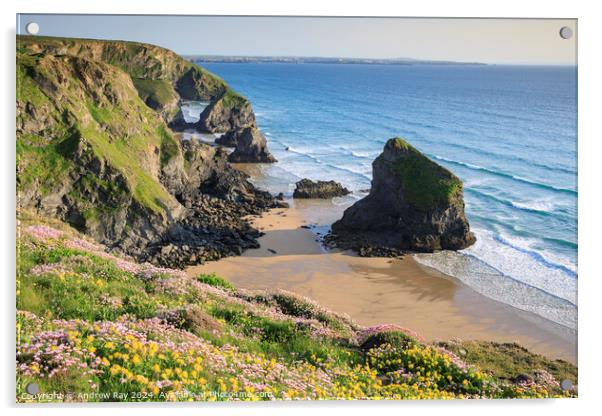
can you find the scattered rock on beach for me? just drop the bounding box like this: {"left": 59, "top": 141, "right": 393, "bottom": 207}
{"left": 330, "top": 137, "right": 475, "bottom": 254}
{"left": 293, "top": 178, "right": 351, "bottom": 199}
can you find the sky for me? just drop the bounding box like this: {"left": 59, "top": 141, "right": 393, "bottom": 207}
{"left": 17, "top": 14, "right": 577, "bottom": 65}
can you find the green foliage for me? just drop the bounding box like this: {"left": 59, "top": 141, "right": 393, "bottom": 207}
{"left": 360, "top": 330, "right": 418, "bottom": 352}
{"left": 158, "top": 125, "right": 180, "bottom": 167}
{"left": 195, "top": 273, "right": 235, "bottom": 290}
{"left": 86, "top": 101, "right": 113, "bottom": 125}
{"left": 78, "top": 125, "right": 171, "bottom": 214}
{"left": 367, "top": 343, "right": 489, "bottom": 395}
{"left": 132, "top": 78, "right": 177, "bottom": 108}
{"left": 16, "top": 134, "right": 76, "bottom": 196}
{"left": 438, "top": 340, "right": 578, "bottom": 387}
{"left": 219, "top": 89, "right": 247, "bottom": 110}
{"left": 270, "top": 292, "right": 345, "bottom": 331}
{"left": 18, "top": 241, "right": 158, "bottom": 321}
{"left": 16, "top": 220, "right": 577, "bottom": 401}
{"left": 388, "top": 137, "right": 462, "bottom": 210}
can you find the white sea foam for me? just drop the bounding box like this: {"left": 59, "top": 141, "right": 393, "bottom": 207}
{"left": 180, "top": 100, "right": 209, "bottom": 123}
{"left": 511, "top": 199, "right": 559, "bottom": 214}
{"left": 415, "top": 227, "right": 577, "bottom": 329}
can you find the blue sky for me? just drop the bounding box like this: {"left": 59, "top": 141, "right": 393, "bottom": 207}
{"left": 17, "top": 14, "right": 577, "bottom": 65}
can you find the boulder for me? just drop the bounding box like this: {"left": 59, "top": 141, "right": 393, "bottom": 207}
{"left": 227, "top": 127, "right": 277, "bottom": 163}
{"left": 330, "top": 137, "right": 475, "bottom": 253}
{"left": 293, "top": 179, "right": 350, "bottom": 199}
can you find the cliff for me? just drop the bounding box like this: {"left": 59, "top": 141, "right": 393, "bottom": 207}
{"left": 17, "top": 35, "right": 229, "bottom": 123}
{"left": 16, "top": 36, "right": 281, "bottom": 267}
{"left": 331, "top": 138, "right": 476, "bottom": 254}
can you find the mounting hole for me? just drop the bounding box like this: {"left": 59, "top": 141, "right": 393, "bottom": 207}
{"left": 25, "top": 382, "right": 39, "bottom": 395}
{"left": 559, "top": 26, "right": 573, "bottom": 40}
{"left": 25, "top": 22, "right": 40, "bottom": 35}
{"left": 560, "top": 379, "right": 573, "bottom": 390}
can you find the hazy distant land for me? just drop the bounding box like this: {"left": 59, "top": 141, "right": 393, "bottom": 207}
{"left": 185, "top": 55, "right": 488, "bottom": 66}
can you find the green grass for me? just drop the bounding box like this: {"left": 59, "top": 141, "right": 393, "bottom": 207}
{"left": 79, "top": 124, "right": 172, "bottom": 214}
{"left": 195, "top": 273, "right": 235, "bottom": 290}
{"left": 158, "top": 125, "right": 180, "bottom": 167}
{"left": 18, "top": 243, "right": 159, "bottom": 321}
{"left": 16, "top": 134, "right": 76, "bottom": 196}
{"left": 388, "top": 137, "right": 462, "bottom": 210}
{"left": 18, "top": 50, "right": 176, "bottom": 216}
{"left": 219, "top": 89, "right": 247, "bottom": 109}
{"left": 16, "top": 217, "right": 578, "bottom": 401}
{"left": 17, "top": 35, "right": 228, "bottom": 102}
{"left": 438, "top": 340, "right": 578, "bottom": 386}
{"left": 132, "top": 78, "right": 177, "bottom": 108}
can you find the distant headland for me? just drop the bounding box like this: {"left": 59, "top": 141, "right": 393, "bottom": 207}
{"left": 185, "top": 55, "right": 488, "bottom": 66}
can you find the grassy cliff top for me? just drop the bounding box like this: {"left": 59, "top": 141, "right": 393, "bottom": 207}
{"left": 17, "top": 35, "right": 228, "bottom": 102}
{"left": 16, "top": 214, "right": 577, "bottom": 401}
{"left": 385, "top": 137, "right": 463, "bottom": 210}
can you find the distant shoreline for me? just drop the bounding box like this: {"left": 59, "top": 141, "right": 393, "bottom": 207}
{"left": 185, "top": 55, "right": 488, "bottom": 66}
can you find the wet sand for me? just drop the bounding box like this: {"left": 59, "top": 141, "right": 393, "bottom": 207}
{"left": 187, "top": 199, "right": 577, "bottom": 364}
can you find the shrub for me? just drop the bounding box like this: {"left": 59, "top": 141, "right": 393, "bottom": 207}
{"left": 195, "top": 274, "right": 234, "bottom": 290}
{"left": 361, "top": 330, "right": 418, "bottom": 352}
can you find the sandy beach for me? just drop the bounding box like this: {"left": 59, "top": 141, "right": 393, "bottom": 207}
{"left": 188, "top": 179, "right": 577, "bottom": 363}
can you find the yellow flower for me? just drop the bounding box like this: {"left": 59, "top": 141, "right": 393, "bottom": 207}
{"left": 105, "top": 342, "right": 115, "bottom": 350}
{"left": 152, "top": 364, "right": 161, "bottom": 373}
{"left": 132, "top": 354, "right": 142, "bottom": 365}
{"left": 101, "top": 357, "right": 110, "bottom": 366}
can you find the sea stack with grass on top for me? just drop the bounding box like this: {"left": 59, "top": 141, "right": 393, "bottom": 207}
{"left": 330, "top": 137, "right": 476, "bottom": 255}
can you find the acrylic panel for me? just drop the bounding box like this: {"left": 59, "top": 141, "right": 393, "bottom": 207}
{"left": 16, "top": 14, "right": 577, "bottom": 402}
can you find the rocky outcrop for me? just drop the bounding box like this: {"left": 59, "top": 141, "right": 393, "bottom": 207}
{"left": 330, "top": 138, "right": 475, "bottom": 254}
{"left": 293, "top": 179, "right": 350, "bottom": 199}
{"left": 215, "top": 128, "right": 243, "bottom": 147}
{"left": 167, "top": 108, "right": 194, "bottom": 131}
{"left": 18, "top": 35, "right": 233, "bottom": 125}
{"left": 196, "top": 90, "right": 256, "bottom": 133}
{"left": 16, "top": 37, "right": 281, "bottom": 268}
{"left": 227, "top": 127, "right": 277, "bottom": 163}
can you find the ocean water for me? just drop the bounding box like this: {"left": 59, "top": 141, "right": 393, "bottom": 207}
{"left": 197, "top": 62, "right": 578, "bottom": 329}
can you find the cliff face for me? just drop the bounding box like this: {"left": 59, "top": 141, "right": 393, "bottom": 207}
{"left": 196, "top": 90, "right": 257, "bottom": 133}
{"left": 331, "top": 138, "right": 475, "bottom": 253}
{"left": 16, "top": 36, "right": 280, "bottom": 267}
{"left": 18, "top": 36, "right": 232, "bottom": 123}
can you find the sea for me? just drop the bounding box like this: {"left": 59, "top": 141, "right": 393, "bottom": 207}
{"left": 186, "top": 62, "right": 578, "bottom": 330}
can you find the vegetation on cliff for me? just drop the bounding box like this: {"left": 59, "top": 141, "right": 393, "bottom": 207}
{"left": 16, "top": 215, "right": 576, "bottom": 401}
{"left": 16, "top": 35, "right": 279, "bottom": 266}
{"left": 387, "top": 138, "right": 462, "bottom": 210}
{"left": 331, "top": 137, "right": 475, "bottom": 253}
{"left": 17, "top": 49, "right": 177, "bottom": 216}
{"left": 17, "top": 35, "right": 232, "bottom": 121}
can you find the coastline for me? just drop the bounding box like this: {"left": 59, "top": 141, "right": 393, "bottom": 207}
{"left": 188, "top": 165, "right": 577, "bottom": 364}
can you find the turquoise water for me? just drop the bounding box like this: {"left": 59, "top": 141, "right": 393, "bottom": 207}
{"left": 199, "top": 62, "right": 578, "bottom": 329}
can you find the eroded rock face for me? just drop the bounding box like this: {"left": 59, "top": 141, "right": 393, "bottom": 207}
{"left": 215, "top": 128, "right": 243, "bottom": 147}
{"left": 330, "top": 138, "right": 475, "bottom": 253}
{"left": 17, "top": 38, "right": 281, "bottom": 269}
{"left": 196, "top": 91, "right": 256, "bottom": 134}
{"left": 293, "top": 179, "right": 350, "bottom": 199}
{"left": 227, "top": 127, "right": 277, "bottom": 164}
